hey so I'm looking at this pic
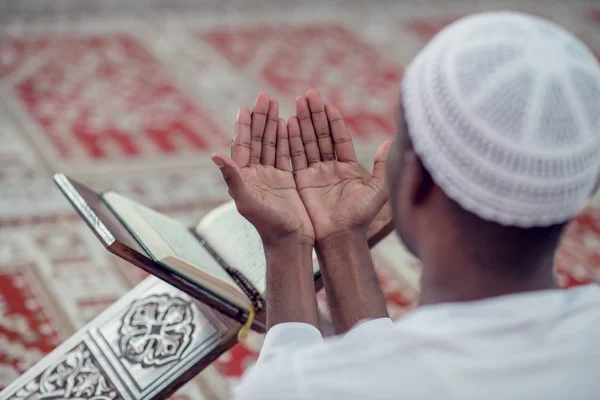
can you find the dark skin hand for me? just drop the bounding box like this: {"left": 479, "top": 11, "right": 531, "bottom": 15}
{"left": 290, "top": 91, "right": 391, "bottom": 239}
{"left": 291, "top": 89, "right": 391, "bottom": 333}
{"left": 212, "top": 92, "right": 318, "bottom": 329}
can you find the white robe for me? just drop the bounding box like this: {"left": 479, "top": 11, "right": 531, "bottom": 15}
{"left": 233, "top": 285, "right": 600, "bottom": 400}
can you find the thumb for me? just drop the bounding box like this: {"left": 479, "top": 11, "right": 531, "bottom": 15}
{"left": 212, "top": 154, "right": 247, "bottom": 199}
{"left": 368, "top": 140, "right": 392, "bottom": 202}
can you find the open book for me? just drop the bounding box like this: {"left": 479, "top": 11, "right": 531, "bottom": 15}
{"left": 104, "top": 191, "right": 319, "bottom": 311}
{"left": 54, "top": 174, "right": 394, "bottom": 333}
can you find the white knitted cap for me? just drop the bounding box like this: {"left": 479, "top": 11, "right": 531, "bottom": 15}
{"left": 403, "top": 11, "right": 600, "bottom": 227}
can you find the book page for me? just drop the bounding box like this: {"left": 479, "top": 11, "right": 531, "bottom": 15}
{"left": 103, "top": 192, "right": 239, "bottom": 289}
{"left": 196, "top": 202, "right": 320, "bottom": 294}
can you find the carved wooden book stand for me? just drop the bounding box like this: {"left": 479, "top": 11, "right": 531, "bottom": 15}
{"left": 0, "top": 175, "right": 393, "bottom": 400}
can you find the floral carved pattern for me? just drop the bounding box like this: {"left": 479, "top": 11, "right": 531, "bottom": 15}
{"left": 10, "top": 343, "right": 120, "bottom": 400}
{"left": 118, "top": 294, "right": 195, "bottom": 368}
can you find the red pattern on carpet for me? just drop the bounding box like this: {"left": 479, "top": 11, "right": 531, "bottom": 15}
{"left": 1, "top": 3, "right": 600, "bottom": 397}
{"left": 203, "top": 25, "right": 402, "bottom": 137}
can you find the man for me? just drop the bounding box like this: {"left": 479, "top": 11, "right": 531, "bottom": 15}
{"left": 211, "top": 11, "right": 600, "bottom": 399}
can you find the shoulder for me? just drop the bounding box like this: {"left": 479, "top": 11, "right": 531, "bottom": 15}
{"left": 232, "top": 317, "right": 441, "bottom": 399}
{"left": 289, "top": 318, "right": 449, "bottom": 398}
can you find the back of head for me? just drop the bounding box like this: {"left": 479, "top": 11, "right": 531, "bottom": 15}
{"left": 403, "top": 11, "right": 600, "bottom": 228}
{"left": 397, "top": 11, "right": 600, "bottom": 270}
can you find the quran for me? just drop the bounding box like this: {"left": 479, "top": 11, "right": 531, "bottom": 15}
{"left": 103, "top": 191, "right": 309, "bottom": 312}
{"left": 54, "top": 173, "right": 394, "bottom": 333}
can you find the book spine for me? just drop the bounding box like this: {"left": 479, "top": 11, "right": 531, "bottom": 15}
{"left": 53, "top": 174, "right": 115, "bottom": 246}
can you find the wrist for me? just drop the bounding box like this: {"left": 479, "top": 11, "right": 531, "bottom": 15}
{"left": 316, "top": 229, "right": 368, "bottom": 252}
{"left": 262, "top": 233, "right": 314, "bottom": 255}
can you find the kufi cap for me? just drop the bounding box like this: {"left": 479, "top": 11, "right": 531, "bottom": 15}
{"left": 402, "top": 11, "right": 600, "bottom": 227}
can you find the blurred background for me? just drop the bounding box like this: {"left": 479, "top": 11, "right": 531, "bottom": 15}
{"left": 1, "top": 0, "right": 599, "bottom": 398}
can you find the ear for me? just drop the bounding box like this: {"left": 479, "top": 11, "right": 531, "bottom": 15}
{"left": 401, "top": 150, "right": 435, "bottom": 207}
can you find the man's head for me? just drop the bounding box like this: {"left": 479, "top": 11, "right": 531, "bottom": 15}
{"left": 386, "top": 12, "right": 600, "bottom": 270}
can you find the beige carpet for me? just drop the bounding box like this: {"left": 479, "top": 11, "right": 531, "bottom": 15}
{"left": 1, "top": 1, "right": 599, "bottom": 397}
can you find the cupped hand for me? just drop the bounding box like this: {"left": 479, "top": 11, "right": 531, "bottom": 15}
{"left": 212, "top": 92, "right": 315, "bottom": 246}
{"left": 289, "top": 89, "right": 392, "bottom": 241}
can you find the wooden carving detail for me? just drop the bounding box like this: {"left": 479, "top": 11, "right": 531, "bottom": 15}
{"left": 9, "top": 343, "right": 120, "bottom": 400}
{"left": 118, "top": 294, "right": 195, "bottom": 368}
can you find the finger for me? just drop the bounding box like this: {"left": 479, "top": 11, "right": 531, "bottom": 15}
{"left": 231, "top": 107, "right": 252, "bottom": 167}
{"left": 368, "top": 140, "right": 393, "bottom": 207}
{"left": 212, "top": 154, "right": 249, "bottom": 200}
{"left": 288, "top": 116, "right": 308, "bottom": 172}
{"left": 275, "top": 118, "right": 292, "bottom": 172}
{"left": 250, "top": 92, "right": 270, "bottom": 164}
{"left": 326, "top": 103, "right": 356, "bottom": 162}
{"left": 261, "top": 99, "right": 279, "bottom": 166}
{"left": 306, "top": 89, "right": 335, "bottom": 161}
{"left": 296, "top": 95, "right": 320, "bottom": 165}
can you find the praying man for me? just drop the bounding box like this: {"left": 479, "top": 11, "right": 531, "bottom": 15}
{"left": 212, "top": 11, "right": 600, "bottom": 399}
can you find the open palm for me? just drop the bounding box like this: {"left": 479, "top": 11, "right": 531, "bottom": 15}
{"left": 212, "top": 93, "right": 314, "bottom": 245}
{"left": 289, "top": 90, "right": 391, "bottom": 240}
